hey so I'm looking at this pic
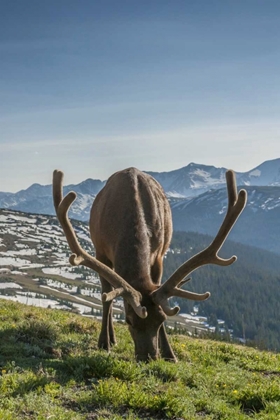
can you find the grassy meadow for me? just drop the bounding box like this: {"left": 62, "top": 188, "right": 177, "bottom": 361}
{"left": 0, "top": 300, "right": 280, "bottom": 420}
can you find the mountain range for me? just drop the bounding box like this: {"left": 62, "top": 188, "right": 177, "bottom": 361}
{"left": 0, "top": 158, "right": 280, "bottom": 254}
{"left": 150, "top": 158, "right": 280, "bottom": 196}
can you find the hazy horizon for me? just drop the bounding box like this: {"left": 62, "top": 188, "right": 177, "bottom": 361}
{"left": 1, "top": 156, "right": 279, "bottom": 193}
{"left": 1, "top": 0, "right": 280, "bottom": 191}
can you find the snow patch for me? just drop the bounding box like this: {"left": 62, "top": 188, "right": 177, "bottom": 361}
{"left": 249, "top": 169, "right": 261, "bottom": 177}
{"left": 42, "top": 267, "right": 83, "bottom": 280}
{"left": 0, "top": 282, "right": 22, "bottom": 289}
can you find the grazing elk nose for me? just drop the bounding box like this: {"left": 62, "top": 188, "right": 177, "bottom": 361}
{"left": 53, "top": 167, "right": 247, "bottom": 361}
{"left": 132, "top": 332, "right": 159, "bottom": 362}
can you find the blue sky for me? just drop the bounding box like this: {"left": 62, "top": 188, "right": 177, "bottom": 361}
{"left": 1, "top": 0, "right": 280, "bottom": 191}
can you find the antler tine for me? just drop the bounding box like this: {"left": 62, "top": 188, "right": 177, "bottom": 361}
{"left": 210, "top": 170, "right": 247, "bottom": 256}
{"left": 53, "top": 170, "right": 81, "bottom": 256}
{"left": 52, "top": 170, "right": 148, "bottom": 319}
{"left": 152, "top": 169, "right": 247, "bottom": 315}
{"left": 102, "top": 288, "right": 124, "bottom": 302}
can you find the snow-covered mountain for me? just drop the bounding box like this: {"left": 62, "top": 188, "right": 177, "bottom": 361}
{"left": 171, "top": 185, "right": 280, "bottom": 254}
{"left": 237, "top": 159, "right": 280, "bottom": 187}
{"left": 150, "top": 158, "right": 280, "bottom": 197}
{"left": 148, "top": 163, "right": 228, "bottom": 197}
{"left": 0, "top": 178, "right": 106, "bottom": 221}
{"left": 0, "top": 158, "right": 280, "bottom": 220}
{"left": 0, "top": 158, "right": 280, "bottom": 241}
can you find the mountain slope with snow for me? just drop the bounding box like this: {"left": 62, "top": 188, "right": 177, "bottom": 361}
{"left": 0, "top": 159, "right": 280, "bottom": 213}
{"left": 0, "top": 158, "right": 280, "bottom": 251}
{"left": 171, "top": 185, "right": 280, "bottom": 254}
{"left": 148, "top": 162, "right": 229, "bottom": 197}
{"left": 237, "top": 158, "right": 280, "bottom": 186}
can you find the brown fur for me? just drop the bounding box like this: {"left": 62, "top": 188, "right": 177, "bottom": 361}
{"left": 53, "top": 167, "right": 246, "bottom": 362}
{"left": 90, "top": 168, "right": 176, "bottom": 361}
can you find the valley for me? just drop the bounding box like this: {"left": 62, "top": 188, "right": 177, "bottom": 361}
{"left": 0, "top": 209, "right": 214, "bottom": 337}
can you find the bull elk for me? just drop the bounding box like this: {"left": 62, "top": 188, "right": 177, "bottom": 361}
{"left": 53, "top": 167, "right": 247, "bottom": 362}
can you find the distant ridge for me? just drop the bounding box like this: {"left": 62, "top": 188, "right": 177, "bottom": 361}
{"left": 0, "top": 158, "right": 280, "bottom": 253}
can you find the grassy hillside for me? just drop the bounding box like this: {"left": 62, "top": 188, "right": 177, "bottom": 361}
{"left": 1, "top": 301, "right": 280, "bottom": 419}
{"left": 1, "top": 209, "right": 280, "bottom": 351}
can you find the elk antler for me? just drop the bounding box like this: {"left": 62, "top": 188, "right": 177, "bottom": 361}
{"left": 152, "top": 170, "right": 247, "bottom": 316}
{"left": 52, "top": 170, "right": 147, "bottom": 319}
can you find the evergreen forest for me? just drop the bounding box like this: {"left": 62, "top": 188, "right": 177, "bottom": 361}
{"left": 164, "top": 231, "right": 280, "bottom": 351}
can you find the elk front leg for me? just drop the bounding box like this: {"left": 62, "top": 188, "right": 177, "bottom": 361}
{"left": 159, "top": 324, "right": 177, "bottom": 362}
{"left": 98, "top": 277, "right": 117, "bottom": 349}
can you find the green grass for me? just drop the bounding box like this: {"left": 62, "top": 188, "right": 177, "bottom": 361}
{"left": 0, "top": 301, "right": 280, "bottom": 419}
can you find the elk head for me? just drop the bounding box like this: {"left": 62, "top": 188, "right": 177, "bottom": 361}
{"left": 53, "top": 167, "right": 247, "bottom": 362}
